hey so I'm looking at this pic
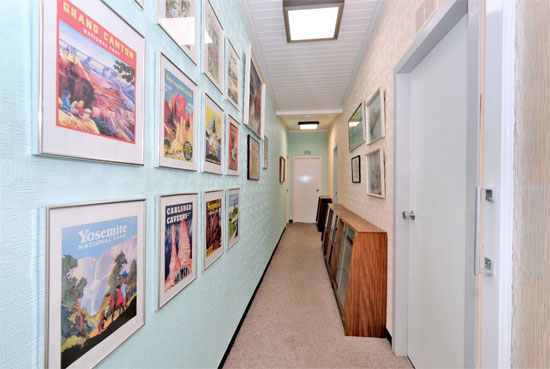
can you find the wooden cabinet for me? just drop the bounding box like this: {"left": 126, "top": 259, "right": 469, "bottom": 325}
{"left": 321, "top": 204, "right": 387, "bottom": 337}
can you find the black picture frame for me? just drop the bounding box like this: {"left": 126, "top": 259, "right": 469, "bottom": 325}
{"left": 351, "top": 155, "right": 361, "bottom": 183}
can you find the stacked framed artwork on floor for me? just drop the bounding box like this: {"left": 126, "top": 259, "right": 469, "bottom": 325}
{"left": 38, "top": 0, "right": 273, "bottom": 367}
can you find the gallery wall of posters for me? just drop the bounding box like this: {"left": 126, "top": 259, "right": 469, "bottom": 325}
{"left": 40, "top": 0, "right": 145, "bottom": 164}
{"left": 158, "top": 53, "right": 198, "bottom": 171}
{"left": 227, "top": 188, "right": 240, "bottom": 248}
{"left": 204, "top": 190, "right": 224, "bottom": 269}
{"left": 247, "top": 134, "right": 260, "bottom": 181}
{"left": 158, "top": 193, "right": 197, "bottom": 309}
{"left": 244, "top": 45, "right": 265, "bottom": 139}
{"left": 202, "top": 0, "right": 224, "bottom": 93}
{"left": 226, "top": 39, "right": 241, "bottom": 111}
{"left": 203, "top": 93, "right": 224, "bottom": 175}
{"left": 227, "top": 115, "right": 240, "bottom": 176}
{"left": 46, "top": 200, "right": 146, "bottom": 369}
{"left": 157, "top": 0, "right": 198, "bottom": 64}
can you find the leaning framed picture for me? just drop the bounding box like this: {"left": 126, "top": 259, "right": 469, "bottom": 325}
{"left": 158, "top": 53, "right": 198, "bottom": 171}
{"left": 158, "top": 193, "right": 197, "bottom": 309}
{"left": 247, "top": 134, "right": 260, "bottom": 180}
{"left": 204, "top": 190, "right": 224, "bottom": 269}
{"left": 40, "top": 0, "right": 145, "bottom": 164}
{"left": 46, "top": 199, "right": 146, "bottom": 369}
{"left": 226, "top": 38, "right": 241, "bottom": 111}
{"left": 244, "top": 45, "right": 266, "bottom": 139}
{"left": 203, "top": 93, "right": 224, "bottom": 175}
{"left": 227, "top": 188, "right": 240, "bottom": 248}
{"left": 202, "top": 0, "right": 224, "bottom": 93}
{"left": 351, "top": 155, "right": 361, "bottom": 183}
{"left": 263, "top": 136, "right": 268, "bottom": 169}
{"left": 157, "top": 0, "right": 198, "bottom": 64}
{"left": 279, "top": 156, "right": 286, "bottom": 183}
{"left": 348, "top": 102, "right": 365, "bottom": 153}
{"left": 366, "top": 148, "right": 385, "bottom": 198}
{"left": 227, "top": 115, "right": 240, "bottom": 176}
{"left": 366, "top": 88, "right": 385, "bottom": 144}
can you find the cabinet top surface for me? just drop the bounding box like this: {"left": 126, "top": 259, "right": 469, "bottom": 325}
{"left": 328, "top": 204, "right": 385, "bottom": 234}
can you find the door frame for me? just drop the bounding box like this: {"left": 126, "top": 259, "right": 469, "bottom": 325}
{"left": 393, "top": 0, "right": 479, "bottom": 366}
{"left": 292, "top": 156, "right": 322, "bottom": 223}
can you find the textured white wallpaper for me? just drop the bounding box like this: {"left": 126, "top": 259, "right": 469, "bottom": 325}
{"left": 327, "top": 0, "right": 443, "bottom": 333}
{"left": 511, "top": 0, "right": 550, "bottom": 367}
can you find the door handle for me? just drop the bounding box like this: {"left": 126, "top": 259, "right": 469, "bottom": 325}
{"left": 474, "top": 186, "right": 494, "bottom": 276}
{"left": 402, "top": 210, "right": 415, "bottom": 220}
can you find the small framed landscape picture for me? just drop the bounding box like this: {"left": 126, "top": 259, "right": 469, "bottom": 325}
{"left": 351, "top": 155, "right": 361, "bottom": 183}
{"left": 247, "top": 134, "right": 260, "bottom": 180}
{"left": 366, "top": 148, "right": 385, "bottom": 198}
{"left": 279, "top": 156, "right": 286, "bottom": 183}
{"left": 40, "top": 0, "right": 145, "bottom": 164}
{"left": 158, "top": 53, "right": 198, "bottom": 171}
{"left": 226, "top": 38, "right": 241, "bottom": 111}
{"left": 158, "top": 193, "right": 197, "bottom": 309}
{"left": 157, "top": 0, "right": 198, "bottom": 64}
{"left": 263, "top": 136, "right": 268, "bottom": 169}
{"left": 227, "top": 188, "right": 240, "bottom": 248}
{"left": 348, "top": 102, "right": 365, "bottom": 153}
{"left": 244, "top": 45, "right": 265, "bottom": 139}
{"left": 203, "top": 0, "right": 224, "bottom": 93}
{"left": 227, "top": 115, "right": 239, "bottom": 176}
{"left": 203, "top": 94, "right": 224, "bottom": 175}
{"left": 366, "top": 88, "right": 385, "bottom": 144}
{"left": 46, "top": 200, "right": 146, "bottom": 369}
{"left": 204, "top": 190, "right": 224, "bottom": 270}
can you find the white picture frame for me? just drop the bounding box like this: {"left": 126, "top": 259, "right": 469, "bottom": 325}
{"left": 204, "top": 190, "right": 224, "bottom": 269}
{"left": 202, "top": 0, "right": 224, "bottom": 93}
{"left": 366, "top": 148, "right": 385, "bottom": 198}
{"left": 203, "top": 93, "right": 224, "bottom": 175}
{"left": 40, "top": 0, "right": 145, "bottom": 165}
{"left": 227, "top": 188, "right": 240, "bottom": 248}
{"left": 158, "top": 193, "right": 198, "bottom": 309}
{"left": 244, "top": 45, "right": 265, "bottom": 139}
{"left": 366, "top": 88, "right": 386, "bottom": 144}
{"left": 46, "top": 199, "right": 146, "bottom": 369}
{"left": 157, "top": 0, "right": 199, "bottom": 64}
{"left": 227, "top": 114, "right": 240, "bottom": 176}
{"left": 226, "top": 38, "right": 241, "bottom": 111}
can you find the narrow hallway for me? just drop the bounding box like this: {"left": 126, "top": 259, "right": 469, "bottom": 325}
{"left": 224, "top": 223, "right": 409, "bottom": 368}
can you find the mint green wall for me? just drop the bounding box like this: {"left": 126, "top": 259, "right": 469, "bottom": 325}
{"left": 0, "top": 0, "right": 288, "bottom": 368}
{"left": 288, "top": 131, "right": 328, "bottom": 220}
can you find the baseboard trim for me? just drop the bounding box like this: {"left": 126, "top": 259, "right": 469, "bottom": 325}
{"left": 218, "top": 226, "right": 287, "bottom": 368}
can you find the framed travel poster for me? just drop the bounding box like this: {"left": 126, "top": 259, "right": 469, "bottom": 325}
{"left": 158, "top": 53, "right": 198, "bottom": 171}
{"left": 226, "top": 38, "right": 241, "bottom": 110}
{"left": 247, "top": 134, "right": 260, "bottom": 180}
{"left": 204, "top": 190, "right": 224, "bottom": 269}
{"left": 351, "top": 155, "right": 361, "bottom": 183}
{"left": 263, "top": 136, "right": 268, "bottom": 169}
{"left": 366, "top": 148, "right": 385, "bottom": 198}
{"left": 348, "top": 102, "right": 365, "bottom": 153}
{"left": 227, "top": 115, "right": 240, "bottom": 176}
{"left": 244, "top": 45, "right": 265, "bottom": 139}
{"left": 203, "top": 93, "right": 224, "bottom": 175}
{"left": 40, "top": 0, "right": 145, "bottom": 164}
{"left": 202, "top": 0, "right": 224, "bottom": 93}
{"left": 367, "top": 88, "right": 386, "bottom": 144}
{"left": 157, "top": 0, "right": 198, "bottom": 64}
{"left": 46, "top": 200, "right": 146, "bottom": 369}
{"left": 227, "top": 188, "right": 240, "bottom": 248}
{"left": 279, "top": 156, "right": 286, "bottom": 183}
{"left": 158, "top": 193, "right": 197, "bottom": 309}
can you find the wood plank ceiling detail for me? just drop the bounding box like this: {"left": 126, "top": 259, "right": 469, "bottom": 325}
{"left": 242, "top": 0, "right": 383, "bottom": 113}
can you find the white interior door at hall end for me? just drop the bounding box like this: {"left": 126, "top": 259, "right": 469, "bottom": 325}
{"left": 407, "top": 15, "right": 469, "bottom": 368}
{"left": 293, "top": 157, "right": 321, "bottom": 223}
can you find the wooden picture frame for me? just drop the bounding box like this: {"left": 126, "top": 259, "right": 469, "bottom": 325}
{"left": 348, "top": 102, "right": 366, "bottom": 153}
{"left": 226, "top": 38, "right": 241, "bottom": 111}
{"left": 203, "top": 93, "right": 224, "bottom": 175}
{"left": 244, "top": 45, "right": 265, "bottom": 139}
{"left": 351, "top": 155, "right": 361, "bottom": 183}
{"left": 204, "top": 190, "right": 224, "bottom": 269}
{"left": 40, "top": 0, "right": 145, "bottom": 164}
{"left": 157, "top": 0, "right": 198, "bottom": 64}
{"left": 46, "top": 200, "right": 146, "bottom": 368}
{"left": 366, "top": 148, "right": 385, "bottom": 198}
{"left": 366, "top": 88, "right": 386, "bottom": 144}
{"left": 247, "top": 134, "right": 260, "bottom": 180}
{"left": 202, "top": 0, "right": 224, "bottom": 93}
{"left": 158, "top": 193, "right": 198, "bottom": 309}
{"left": 279, "top": 156, "right": 286, "bottom": 183}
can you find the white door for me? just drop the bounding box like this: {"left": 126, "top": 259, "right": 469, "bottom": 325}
{"left": 407, "top": 15, "right": 469, "bottom": 368}
{"left": 293, "top": 156, "right": 321, "bottom": 223}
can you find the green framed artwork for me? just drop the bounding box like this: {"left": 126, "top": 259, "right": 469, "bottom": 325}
{"left": 348, "top": 102, "right": 365, "bottom": 152}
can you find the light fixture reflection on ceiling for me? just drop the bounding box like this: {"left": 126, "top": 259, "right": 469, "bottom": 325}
{"left": 283, "top": 0, "right": 344, "bottom": 43}
{"left": 298, "top": 121, "right": 320, "bottom": 130}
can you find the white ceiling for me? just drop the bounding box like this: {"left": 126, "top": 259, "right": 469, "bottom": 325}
{"left": 241, "top": 0, "right": 384, "bottom": 117}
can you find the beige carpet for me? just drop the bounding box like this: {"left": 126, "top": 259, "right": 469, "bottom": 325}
{"left": 223, "top": 223, "right": 410, "bottom": 369}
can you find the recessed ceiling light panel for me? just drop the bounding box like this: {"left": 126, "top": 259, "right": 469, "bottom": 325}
{"left": 298, "top": 121, "right": 320, "bottom": 130}
{"left": 283, "top": 0, "right": 345, "bottom": 43}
